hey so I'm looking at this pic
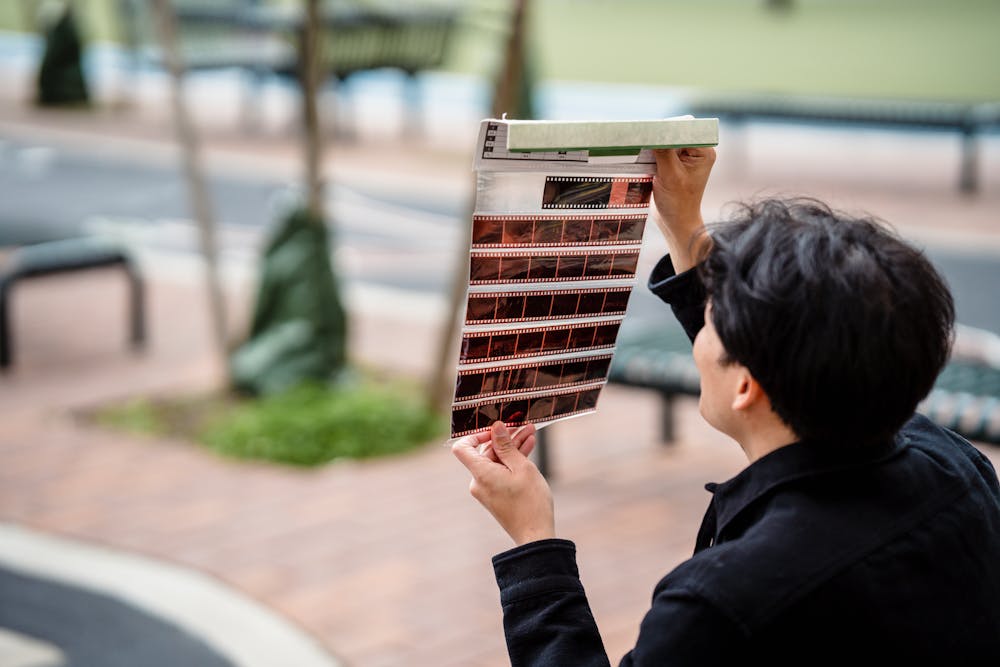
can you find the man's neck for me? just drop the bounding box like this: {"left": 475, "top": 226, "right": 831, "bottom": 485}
{"left": 737, "top": 418, "right": 799, "bottom": 463}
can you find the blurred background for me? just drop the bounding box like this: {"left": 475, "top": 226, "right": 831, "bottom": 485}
{"left": 1, "top": 1, "right": 998, "bottom": 666}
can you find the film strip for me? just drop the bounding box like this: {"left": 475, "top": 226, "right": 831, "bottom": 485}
{"left": 455, "top": 354, "right": 613, "bottom": 401}
{"left": 460, "top": 320, "right": 622, "bottom": 363}
{"left": 471, "top": 214, "right": 647, "bottom": 248}
{"left": 465, "top": 286, "right": 632, "bottom": 325}
{"left": 451, "top": 383, "right": 604, "bottom": 438}
{"left": 469, "top": 248, "right": 641, "bottom": 285}
{"left": 542, "top": 176, "right": 653, "bottom": 209}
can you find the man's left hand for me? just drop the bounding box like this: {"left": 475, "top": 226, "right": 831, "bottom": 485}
{"left": 452, "top": 421, "right": 555, "bottom": 546}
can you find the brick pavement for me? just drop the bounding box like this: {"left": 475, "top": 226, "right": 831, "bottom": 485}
{"left": 0, "top": 266, "right": 750, "bottom": 667}
{"left": 4, "top": 233, "right": 999, "bottom": 667}
{"left": 2, "top": 94, "right": 1000, "bottom": 667}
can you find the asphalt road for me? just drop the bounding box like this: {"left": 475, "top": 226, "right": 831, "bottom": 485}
{"left": 0, "top": 566, "right": 234, "bottom": 667}
{"left": 2, "top": 132, "right": 998, "bottom": 335}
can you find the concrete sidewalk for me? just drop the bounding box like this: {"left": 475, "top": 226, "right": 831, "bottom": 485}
{"left": 1, "top": 68, "right": 1000, "bottom": 666}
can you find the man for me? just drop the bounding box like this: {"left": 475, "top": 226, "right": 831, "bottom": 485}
{"left": 452, "top": 146, "right": 1000, "bottom": 665}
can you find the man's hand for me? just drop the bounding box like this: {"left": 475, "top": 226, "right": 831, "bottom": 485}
{"left": 650, "top": 147, "right": 716, "bottom": 274}
{"left": 452, "top": 421, "right": 555, "bottom": 546}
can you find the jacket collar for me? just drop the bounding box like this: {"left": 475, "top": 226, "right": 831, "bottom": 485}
{"left": 706, "top": 433, "right": 906, "bottom": 540}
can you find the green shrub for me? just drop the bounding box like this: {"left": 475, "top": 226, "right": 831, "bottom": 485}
{"left": 90, "top": 378, "right": 446, "bottom": 467}
{"left": 201, "top": 380, "right": 445, "bottom": 466}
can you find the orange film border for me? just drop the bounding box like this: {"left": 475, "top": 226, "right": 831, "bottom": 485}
{"left": 468, "top": 248, "right": 641, "bottom": 285}
{"left": 450, "top": 383, "right": 604, "bottom": 438}
{"left": 464, "top": 286, "right": 633, "bottom": 325}
{"left": 471, "top": 213, "right": 647, "bottom": 248}
{"left": 459, "top": 319, "right": 622, "bottom": 363}
{"left": 541, "top": 176, "right": 653, "bottom": 209}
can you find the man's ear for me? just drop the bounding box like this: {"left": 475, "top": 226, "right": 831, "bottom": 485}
{"left": 731, "top": 370, "right": 766, "bottom": 412}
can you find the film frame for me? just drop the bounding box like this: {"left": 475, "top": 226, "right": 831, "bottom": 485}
{"left": 460, "top": 320, "right": 622, "bottom": 363}
{"left": 468, "top": 248, "right": 641, "bottom": 285}
{"left": 454, "top": 353, "right": 613, "bottom": 401}
{"left": 465, "top": 286, "right": 633, "bottom": 325}
{"left": 451, "top": 383, "right": 604, "bottom": 438}
{"left": 471, "top": 214, "right": 647, "bottom": 248}
{"left": 542, "top": 176, "right": 653, "bottom": 209}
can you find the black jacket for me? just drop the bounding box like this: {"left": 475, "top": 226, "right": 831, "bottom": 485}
{"left": 492, "top": 256, "right": 1000, "bottom": 666}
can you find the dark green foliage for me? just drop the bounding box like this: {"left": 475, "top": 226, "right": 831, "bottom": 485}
{"left": 230, "top": 206, "right": 349, "bottom": 396}
{"left": 202, "top": 381, "right": 446, "bottom": 466}
{"left": 36, "top": 5, "right": 90, "bottom": 107}
{"left": 91, "top": 378, "right": 445, "bottom": 467}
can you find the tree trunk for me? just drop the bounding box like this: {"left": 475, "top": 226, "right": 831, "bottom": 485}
{"left": 302, "top": 0, "right": 325, "bottom": 220}
{"left": 491, "top": 0, "right": 531, "bottom": 120}
{"left": 427, "top": 0, "right": 533, "bottom": 415}
{"left": 150, "top": 0, "right": 229, "bottom": 367}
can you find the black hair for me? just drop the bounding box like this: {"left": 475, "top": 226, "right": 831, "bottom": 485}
{"left": 699, "top": 197, "right": 955, "bottom": 445}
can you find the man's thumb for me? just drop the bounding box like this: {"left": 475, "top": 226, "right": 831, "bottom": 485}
{"left": 490, "top": 421, "right": 522, "bottom": 465}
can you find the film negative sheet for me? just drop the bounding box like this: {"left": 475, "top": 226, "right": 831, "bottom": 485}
{"left": 469, "top": 248, "right": 641, "bottom": 285}
{"left": 465, "top": 286, "right": 633, "bottom": 325}
{"left": 542, "top": 176, "right": 653, "bottom": 209}
{"left": 471, "top": 213, "right": 647, "bottom": 248}
{"left": 460, "top": 320, "right": 622, "bottom": 364}
{"left": 449, "top": 119, "right": 664, "bottom": 440}
{"left": 451, "top": 384, "right": 604, "bottom": 439}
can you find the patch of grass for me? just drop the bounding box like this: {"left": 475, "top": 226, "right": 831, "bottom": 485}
{"left": 95, "top": 396, "right": 169, "bottom": 436}
{"left": 89, "top": 376, "right": 447, "bottom": 467}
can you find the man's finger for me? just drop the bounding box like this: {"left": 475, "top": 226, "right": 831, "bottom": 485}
{"left": 512, "top": 423, "right": 535, "bottom": 449}
{"left": 519, "top": 434, "right": 536, "bottom": 458}
{"left": 653, "top": 148, "right": 680, "bottom": 173}
{"left": 678, "top": 146, "right": 716, "bottom": 165}
{"left": 471, "top": 423, "right": 536, "bottom": 464}
{"left": 490, "top": 421, "right": 525, "bottom": 468}
{"left": 452, "top": 435, "right": 491, "bottom": 475}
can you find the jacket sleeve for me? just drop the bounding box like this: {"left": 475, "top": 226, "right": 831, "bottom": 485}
{"left": 493, "top": 539, "right": 611, "bottom": 667}
{"left": 647, "top": 254, "right": 707, "bottom": 343}
{"left": 494, "top": 540, "right": 747, "bottom": 666}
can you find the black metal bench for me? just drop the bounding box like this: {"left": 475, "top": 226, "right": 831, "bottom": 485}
{"left": 534, "top": 317, "right": 1000, "bottom": 478}
{"left": 685, "top": 93, "right": 1000, "bottom": 194}
{"left": 116, "top": 0, "right": 458, "bottom": 133}
{"left": 608, "top": 318, "right": 1000, "bottom": 444}
{"left": 0, "top": 238, "right": 146, "bottom": 370}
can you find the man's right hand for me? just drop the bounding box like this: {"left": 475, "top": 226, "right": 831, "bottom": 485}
{"left": 650, "top": 147, "right": 716, "bottom": 274}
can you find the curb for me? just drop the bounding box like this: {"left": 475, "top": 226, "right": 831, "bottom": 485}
{"left": 0, "top": 523, "right": 342, "bottom": 667}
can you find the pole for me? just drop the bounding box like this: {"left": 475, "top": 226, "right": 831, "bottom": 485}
{"left": 150, "top": 0, "right": 229, "bottom": 364}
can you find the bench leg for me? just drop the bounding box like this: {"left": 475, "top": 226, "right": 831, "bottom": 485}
{"left": 959, "top": 128, "right": 979, "bottom": 195}
{"left": 0, "top": 282, "right": 10, "bottom": 370}
{"left": 660, "top": 393, "right": 677, "bottom": 444}
{"left": 125, "top": 262, "right": 146, "bottom": 350}
{"left": 402, "top": 71, "right": 423, "bottom": 138}
{"left": 535, "top": 426, "right": 551, "bottom": 480}
{"left": 241, "top": 67, "right": 267, "bottom": 133}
